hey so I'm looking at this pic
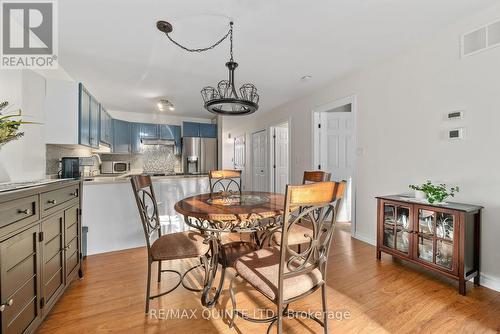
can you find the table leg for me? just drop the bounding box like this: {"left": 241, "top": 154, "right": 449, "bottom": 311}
{"left": 201, "top": 234, "right": 227, "bottom": 308}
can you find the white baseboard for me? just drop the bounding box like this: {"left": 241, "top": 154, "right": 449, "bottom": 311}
{"left": 473, "top": 273, "right": 500, "bottom": 292}
{"left": 351, "top": 232, "right": 500, "bottom": 293}
{"left": 352, "top": 231, "right": 376, "bottom": 246}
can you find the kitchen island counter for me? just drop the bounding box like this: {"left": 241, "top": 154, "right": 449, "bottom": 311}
{"left": 82, "top": 175, "right": 209, "bottom": 255}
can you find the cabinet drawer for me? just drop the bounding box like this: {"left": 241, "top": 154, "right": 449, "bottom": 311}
{"left": 0, "top": 195, "right": 38, "bottom": 230}
{"left": 41, "top": 185, "right": 79, "bottom": 216}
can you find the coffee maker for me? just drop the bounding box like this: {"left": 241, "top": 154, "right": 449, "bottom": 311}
{"left": 60, "top": 157, "right": 81, "bottom": 179}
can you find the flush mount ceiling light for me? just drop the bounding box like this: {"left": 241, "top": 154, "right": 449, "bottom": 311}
{"left": 157, "top": 20, "right": 259, "bottom": 116}
{"left": 157, "top": 99, "right": 175, "bottom": 111}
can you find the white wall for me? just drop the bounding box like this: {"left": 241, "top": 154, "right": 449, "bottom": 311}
{"left": 0, "top": 70, "right": 46, "bottom": 182}
{"left": 221, "top": 4, "right": 500, "bottom": 291}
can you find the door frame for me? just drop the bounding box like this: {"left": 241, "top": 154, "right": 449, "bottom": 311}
{"left": 251, "top": 129, "right": 268, "bottom": 192}
{"left": 269, "top": 119, "right": 291, "bottom": 193}
{"left": 311, "top": 95, "right": 358, "bottom": 237}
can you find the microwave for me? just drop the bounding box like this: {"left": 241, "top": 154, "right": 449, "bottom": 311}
{"left": 101, "top": 161, "right": 130, "bottom": 174}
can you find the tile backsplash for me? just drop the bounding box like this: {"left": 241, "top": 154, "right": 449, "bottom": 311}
{"left": 46, "top": 144, "right": 182, "bottom": 176}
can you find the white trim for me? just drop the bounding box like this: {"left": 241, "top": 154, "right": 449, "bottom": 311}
{"left": 352, "top": 231, "right": 376, "bottom": 246}
{"left": 311, "top": 95, "right": 358, "bottom": 237}
{"left": 473, "top": 273, "right": 500, "bottom": 292}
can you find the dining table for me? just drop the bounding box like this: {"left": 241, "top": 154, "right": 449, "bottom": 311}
{"left": 174, "top": 191, "right": 284, "bottom": 307}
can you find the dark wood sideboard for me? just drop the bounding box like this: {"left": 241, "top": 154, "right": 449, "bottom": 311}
{"left": 376, "top": 195, "right": 482, "bottom": 295}
{"left": 0, "top": 180, "right": 83, "bottom": 334}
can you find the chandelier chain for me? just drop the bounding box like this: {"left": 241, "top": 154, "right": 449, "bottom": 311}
{"left": 164, "top": 22, "right": 233, "bottom": 54}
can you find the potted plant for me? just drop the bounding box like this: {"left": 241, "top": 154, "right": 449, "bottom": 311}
{"left": 409, "top": 181, "right": 459, "bottom": 204}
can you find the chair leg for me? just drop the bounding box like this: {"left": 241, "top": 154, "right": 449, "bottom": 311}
{"left": 157, "top": 260, "right": 162, "bottom": 282}
{"left": 276, "top": 303, "right": 283, "bottom": 334}
{"left": 321, "top": 284, "right": 328, "bottom": 334}
{"left": 146, "top": 260, "right": 152, "bottom": 313}
{"left": 228, "top": 274, "right": 239, "bottom": 328}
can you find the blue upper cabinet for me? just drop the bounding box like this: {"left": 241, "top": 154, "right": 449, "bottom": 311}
{"left": 199, "top": 123, "right": 217, "bottom": 138}
{"left": 79, "top": 83, "right": 100, "bottom": 148}
{"left": 79, "top": 85, "right": 91, "bottom": 147}
{"left": 100, "top": 107, "right": 113, "bottom": 145}
{"left": 140, "top": 123, "right": 159, "bottom": 139}
{"left": 113, "top": 119, "right": 131, "bottom": 153}
{"left": 130, "top": 123, "right": 142, "bottom": 154}
{"left": 183, "top": 122, "right": 200, "bottom": 137}
{"left": 183, "top": 122, "right": 217, "bottom": 138}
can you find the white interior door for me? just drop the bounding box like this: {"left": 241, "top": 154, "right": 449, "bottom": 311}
{"left": 319, "top": 110, "right": 354, "bottom": 222}
{"left": 252, "top": 130, "right": 267, "bottom": 192}
{"left": 273, "top": 125, "right": 289, "bottom": 194}
{"left": 234, "top": 135, "right": 245, "bottom": 188}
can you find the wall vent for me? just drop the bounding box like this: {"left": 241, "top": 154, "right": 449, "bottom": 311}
{"left": 461, "top": 19, "right": 500, "bottom": 57}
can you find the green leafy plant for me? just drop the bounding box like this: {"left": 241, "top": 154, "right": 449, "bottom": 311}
{"left": 409, "top": 180, "right": 459, "bottom": 204}
{"left": 0, "top": 101, "right": 35, "bottom": 147}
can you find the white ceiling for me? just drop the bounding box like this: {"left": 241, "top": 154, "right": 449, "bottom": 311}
{"left": 59, "top": 0, "right": 497, "bottom": 119}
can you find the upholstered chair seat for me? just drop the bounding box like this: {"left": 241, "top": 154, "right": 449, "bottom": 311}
{"left": 234, "top": 246, "right": 323, "bottom": 300}
{"left": 150, "top": 231, "right": 210, "bottom": 261}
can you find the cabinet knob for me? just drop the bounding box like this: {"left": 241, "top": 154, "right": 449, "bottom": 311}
{"left": 48, "top": 199, "right": 57, "bottom": 204}
{"left": 0, "top": 299, "right": 14, "bottom": 312}
{"left": 70, "top": 192, "right": 78, "bottom": 197}
{"left": 18, "top": 208, "right": 31, "bottom": 215}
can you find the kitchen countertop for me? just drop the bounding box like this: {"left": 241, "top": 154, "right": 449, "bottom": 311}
{"left": 0, "top": 178, "right": 76, "bottom": 193}
{"left": 82, "top": 173, "right": 209, "bottom": 185}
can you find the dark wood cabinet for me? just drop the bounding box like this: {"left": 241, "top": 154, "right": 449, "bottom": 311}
{"left": 0, "top": 181, "right": 83, "bottom": 334}
{"left": 376, "top": 195, "right": 482, "bottom": 295}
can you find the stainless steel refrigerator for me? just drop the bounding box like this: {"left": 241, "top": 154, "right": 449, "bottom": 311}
{"left": 182, "top": 137, "right": 217, "bottom": 174}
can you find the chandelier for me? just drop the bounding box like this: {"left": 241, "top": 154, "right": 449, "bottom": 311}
{"left": 157, "top": 21, "right": 259, "bottom": 116}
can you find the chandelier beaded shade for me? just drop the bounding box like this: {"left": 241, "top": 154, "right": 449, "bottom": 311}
{"left": 157, "top": 21, "right": 259, "bottom": 116}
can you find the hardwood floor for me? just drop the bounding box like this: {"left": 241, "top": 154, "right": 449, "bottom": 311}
{"left": 37, "top": 223, "right": 500, "bottom": 333}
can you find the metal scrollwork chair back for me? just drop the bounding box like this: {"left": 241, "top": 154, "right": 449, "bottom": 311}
{"left": 279, "top": 181, "right": 346, "bottom": 288}
{"left": 209, "top": 169, "right": 242, "bottom": 198}
{"left": 131, "top": 175, "right": 162, "bottom": 249}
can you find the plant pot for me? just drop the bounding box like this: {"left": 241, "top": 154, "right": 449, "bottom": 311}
{"left": 414, "top": 190, "right": 427, "bottom": 200}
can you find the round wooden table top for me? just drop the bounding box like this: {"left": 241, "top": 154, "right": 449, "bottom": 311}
{"left": 174, "top": 191, "right": 284, "bottom": 222}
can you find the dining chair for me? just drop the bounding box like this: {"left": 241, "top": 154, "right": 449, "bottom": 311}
{"left": 229, "top": 180, "right": 346, "bottom": 334}
{"left": 209, "top": 169, "right": 242, "bottom": 198}
{"left": 208, "top": 170, "right": 260, "bottom": 267}
{"left": 131, "top": 175, "right": 211, "bottom": 313}
{"left": 261, "top": 171, "right": 332, "bottom": 248}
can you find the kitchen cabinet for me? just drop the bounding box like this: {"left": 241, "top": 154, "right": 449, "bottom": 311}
{"left": 100, "top": 107, "right": 113, "bottom": 146}
{"left": 376, "top": 195, "right": 482, "bottom": 295}
{"left": 0, "top": 224, "right": 40, "bottom": 334}
{"left": 0, "top": 181, "right": 82, "bottom": 334}
{"left": 183, "top": 122, "right": 200, "bottom": 137}
{"left": 112, "top": 119, "right": 131, "bottom": 153}
{"left": 199, "top": 123, "right": 217, "bottom": 138}
{"left": 183, "top": 122, "right": 217, "bottom": 138}
{"left": 45, "top": 80, "right": 111, "bottom": 148}
{"left": 140, "top": 123, "right": 159, "bottom": 139}
{"left": 130, "top": 123, "right": 142, "bottom": 154}
{"left": 78, "top": 84, "right": 100, "bottom": 149}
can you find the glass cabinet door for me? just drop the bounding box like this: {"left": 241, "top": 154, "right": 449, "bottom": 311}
{"left": 382, "top": 203, "right": 411, "bottom": 256}
{"left": 415, "top": 208, "right": 457, "bottom": 272}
